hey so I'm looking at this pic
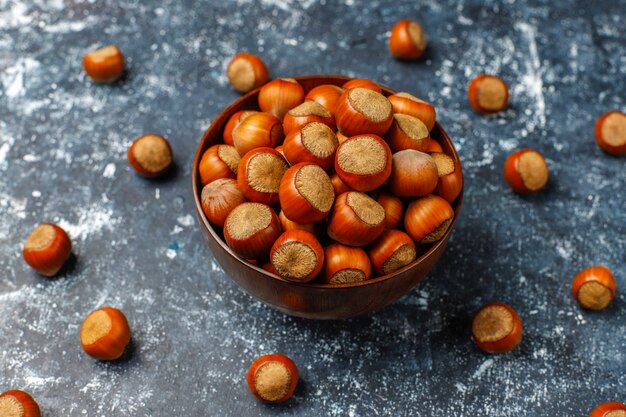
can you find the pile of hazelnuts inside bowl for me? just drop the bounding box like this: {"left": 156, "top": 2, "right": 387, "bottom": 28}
{"left": 196, "top": 76, "right": 462, "bottom": 285}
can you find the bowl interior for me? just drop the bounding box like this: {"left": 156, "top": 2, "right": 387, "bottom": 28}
{"left": 192, "top": 75, "right": 463, "bottom": 289}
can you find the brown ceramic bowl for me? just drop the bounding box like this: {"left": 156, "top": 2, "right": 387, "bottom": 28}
{"left": 192, "top": 75, "right": 463, "bottom": 319}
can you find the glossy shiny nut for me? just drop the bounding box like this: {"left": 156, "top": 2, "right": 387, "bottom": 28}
{"left": 468, "top": 74, "right": 509, "bottom": 113}
{"left": 304, "top": 84, "right": 345, "bottom": 114}
{"left": 387, "top": 113, "right": 430, "bottom": 152}
{"left": 589, "top": 402, "right": 626, "bottom": 417}
{"left": 594, "top": 111, "right": 626, "bottom": 155}
{"left": 247, "top": 354, "right": 299, "bottom": 403}
{"left": 335, "top": 88, "right": 394, "bottom": 137}
{"left": 426, "top": 139, "right": 443, "bottom": 153}
{"left": 23, "top": 223, "right": 72, "bottom": 277}
{"left": 404, "top": 194, "right": 454, "bottom": 244}
{"left": 503, "top": 148, "right": 549, "bottom": 194}
{"left": 283, "top": 122, "right": 338, "bottom": 170}
{"left": 198, "top": 144, "right": 240, "bottom": 186}
{"left": 282, "top": 101, "right": 336, "bottom": 136}
{"left": 388, "top": 92, "right": 437, "bottom": 131}
{"left": 226, "top": 53, "right": 269, "bottom": 93}
{"left": 321, "top": 243, "right": 372, "bottom": 285}
{"left": 0, "top": 390, "right": 41, "bottom": 417}
{"left": 237, "top": 147, "right": 289, "bottom": 204}
{"left": 472, "top": 302, "right": 523, "bottom": 353}
{"left": 335, "top": 134, "right": 392, "bottom": 192}
{"left": 223, "top": 110, "right": 258, "bottom": 146}
{"left": 376, "top": 191, "right": 404, "bottom": 229}
{"left": 571, "top": 266, "right": 617, "bottom": 310}
{"left": 389, "top": 19, "right": 428, "bottom": 60}
{"left": 223, "top": 202, "right": 281, "bottom": 259}
{"left": 232, "top": 112, "right": 284, "bottom": 157}
{"left": 327, "top": 192, "right": 386, "bottom": 246}
{"left": 389, "top": 150, "right": 439, "bottom": 197}
{"left": 82, "top": 45, "right": 125, "bottom": 83}
{"left": 431, "top": 152, "right": 463, "bottom": 203}
{"left": 342, "top": 78, "right": 382, "bottom": 93}
{"left": 201, "top": 178, "right": 246, "bottom": 227}
{"left": 80, "top": 307, "right": 132, "bottom": 361}
{"left": 127, "top": 134, "right": 173, "bottom": 178}
{"left": 270, "top": 230, "right": 324, "bottom": 282}
{"left": 336, "top": 131, "right": 350, "bottom": 144}
{"left": 278, "top": 210, "right": 318, "bottom": 237}
{"left": 368, "top": 229, "right": 417, "bottom": 275}
{"left": 258, "top": 78, "right": 305, "bottom": 120}
{"left": 279, "top": 163, "right": 335, "bottom": 224}
{"left": 329, "top": 173, "right": 353, "bottom": 196}
{"left": 260, "top": 261, "right": 279, "bottom": 276}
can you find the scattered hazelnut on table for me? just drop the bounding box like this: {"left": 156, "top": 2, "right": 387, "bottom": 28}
{"left": 572, "top": 266, "right": 617, "bottom": 310}
{"left": 389, "top": 19, "right": 428, "bottom": 60}
{"left": 80, "top": 307, "right": 132, "bottom": 361}
{"left": 83, "top": 45, "right": 125, "bottom": 84}
{"left": 23, "top": 223, "right": 72, "bottom": 277}
{"left": 0, "top": 390, "right": 41, "bottom": 417}
{"left": 468, "top": 74, "right": 509, "bottom": 113}
{"left": 589, "top": 402, "right": 626, "bottom": 417}
{"left": 247, "top": 354, "right": 299, "bottom": 403}
{"left": 471, "top": 302, "right": 523, "bottom": 354}
{"left": 503, "top": 148, "right": 549, "bottom": 194}
{"left": 226, "top": 52, "right": 269, "bottom": 93}
{"left": 594, "top": 111, "right": 626, "bottom": 155}
{"left": 127, "top": 133, "right": 173, "bottom": 178}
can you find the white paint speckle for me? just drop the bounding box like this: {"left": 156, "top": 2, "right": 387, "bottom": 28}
{"left": 177, "top": 214, "right": 195, "bottom": 227}
{"left": 472, "top": 358, "right": 494, "bottom": 379}
{"left": 1, "top": 57, "right": 40, "bottom": 98}
{"left": 103, "top": 163, "right": 116, "bottom": 179}
{"left": 56, "top": 203, "right": 121, "bottom": 241}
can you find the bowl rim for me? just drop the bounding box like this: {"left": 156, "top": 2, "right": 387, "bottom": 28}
{"left": 192, "top": 74, "right": 463, "bottom": 289}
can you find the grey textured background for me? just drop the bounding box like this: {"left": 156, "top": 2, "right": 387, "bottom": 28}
{"left": 1, "top": 0, "right": 625, "bottom": 416}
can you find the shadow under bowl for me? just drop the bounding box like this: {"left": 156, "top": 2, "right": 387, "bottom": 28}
{"left": 192, "top": 75, "right": 463, "bottom": 319}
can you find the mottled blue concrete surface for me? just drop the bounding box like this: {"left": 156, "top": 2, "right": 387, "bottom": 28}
{"left": 0, "top": 0, "right": 624, "bottom": 416}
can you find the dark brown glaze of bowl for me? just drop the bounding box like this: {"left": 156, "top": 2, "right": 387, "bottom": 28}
{"left": 192, "top": 75, "right": 463, "bottom": 319}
